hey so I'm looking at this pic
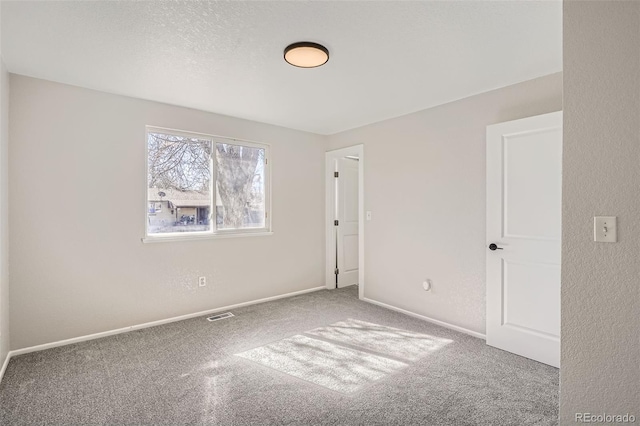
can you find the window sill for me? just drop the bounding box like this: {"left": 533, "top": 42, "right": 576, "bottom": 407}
{"left": 142, "top": 231, "right": 273, "bottom": 244}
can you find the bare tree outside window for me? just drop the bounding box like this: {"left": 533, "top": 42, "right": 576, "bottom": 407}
{"left": 216, "top": 143, "right": 265, "bottom": 229}
{"left": 148, "top": 133, "right": 211, "bottom": 192}
{"left": 146, "top": 129, "right": 269, "bottom": 237}
{"left": 147, "top": 132, "right": 212, "bottom": 234}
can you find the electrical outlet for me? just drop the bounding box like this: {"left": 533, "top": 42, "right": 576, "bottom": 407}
{"left": 198, "top": 276, "right": 207, "bottom": 287}
{"left": 422, "top": 279, "right": 432, "bottom": 291}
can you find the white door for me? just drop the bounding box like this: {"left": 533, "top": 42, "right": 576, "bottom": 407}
{"left": 486, "top": 111, "right": 562, "bottom": 368}
{"left": 336, "top": 158, "right": 359, "bottom": 288}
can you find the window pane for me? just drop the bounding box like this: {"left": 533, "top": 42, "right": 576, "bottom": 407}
{"left": 215, "top": 143, "right": 265, "bottom": 229}
{"left": 147, "top": 132, "right": 212, "bottom": 234}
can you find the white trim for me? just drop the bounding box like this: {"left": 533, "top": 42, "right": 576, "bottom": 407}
{"left": 325, "top": 154, "right": 335, "bottom": 289}
{"left": 325, "top": 145, "right": 365, "bottom": 299}
{"left": 358, "top": 148, "right": 364, "bottom": 300}
{"left": 0, "top": 351, "right": 10, "bottom": 384}
{"left": 5, "top": 286, "right": 325, "bottom": 359}
{"left": 363, "top": 297, "right": 486, "bottom": 340}
{"left": 146, "top": 125, "right": 272, "bottom": 149}
{"left": 142, "top": 231, "right": 273, "bottom": 243}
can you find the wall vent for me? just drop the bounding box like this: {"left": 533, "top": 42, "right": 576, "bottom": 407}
{"left": 206, "top": 312, "right": 234, "bottom": 322}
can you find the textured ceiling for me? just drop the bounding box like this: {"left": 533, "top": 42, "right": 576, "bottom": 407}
{"left": 1, "top": 1, "right": 561, "bottom": 135}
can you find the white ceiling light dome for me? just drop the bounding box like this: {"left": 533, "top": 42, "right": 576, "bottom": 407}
{"left": 284, "top": 42, "right": 329, "bottom": 68}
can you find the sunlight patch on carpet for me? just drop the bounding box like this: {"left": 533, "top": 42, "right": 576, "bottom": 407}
{"left": 305, "top": 319, "right": 453, "bottom": 361}
{"left": 235, "top": 334, "right": 406, "bottom": 393}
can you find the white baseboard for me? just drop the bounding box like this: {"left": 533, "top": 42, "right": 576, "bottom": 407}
{"left": 0, "top": 351, "right": 10, "bottom": 383}
{"left": 7, "top": 286, "right": 326, "bottom": 360}
{"left": 362, "top": 297, "right": 486, "bottom": 340}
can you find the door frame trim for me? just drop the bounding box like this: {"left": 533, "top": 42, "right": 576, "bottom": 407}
{"left": 325, "top": 145, "right": 364, "bottom": 299}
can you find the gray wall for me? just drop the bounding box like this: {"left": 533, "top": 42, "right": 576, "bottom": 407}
{"left": 561, "top": 1, "right": 640, "bottom": 421}
{"left": 327, "top": 73, "right": 562, "bottom": 334}
{"left": 0, "top": 2, "right": 9, "bottom": 367}
{"left": 9, "top": 75, "right": 327, "bottom": 350}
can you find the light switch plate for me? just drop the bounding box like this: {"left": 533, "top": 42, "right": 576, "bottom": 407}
{"left": 594, "top": 216, "right": 617, "bottom": 242}
{"left": 366, "top": 211, "right": 372, "bottom": 221}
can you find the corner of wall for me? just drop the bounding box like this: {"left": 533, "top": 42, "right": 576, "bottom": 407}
{"left": 0, "top": 1, "right": 12, "bottom": 380}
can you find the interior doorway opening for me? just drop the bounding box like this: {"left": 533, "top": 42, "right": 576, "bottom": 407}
{"left": 325, "top": 145, "right": 364, "bottom": 299}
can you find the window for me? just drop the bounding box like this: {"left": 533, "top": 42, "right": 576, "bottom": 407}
{"left": 145, "top": 127, "right": 270, "bottom": 240}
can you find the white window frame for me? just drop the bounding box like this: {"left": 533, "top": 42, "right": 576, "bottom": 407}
{"left": 143, "top": 126, "right": 272, "bottom": 243}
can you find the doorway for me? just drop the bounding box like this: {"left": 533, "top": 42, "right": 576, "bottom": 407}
{"left": 325, "top": 145, "right": 364, "bottom": 299}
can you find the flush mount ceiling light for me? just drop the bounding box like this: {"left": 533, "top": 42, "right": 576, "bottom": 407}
{"left": 284, "top": 42, "right": 329, "bottom": 68}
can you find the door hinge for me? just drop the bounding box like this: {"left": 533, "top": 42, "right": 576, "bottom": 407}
{"left": 335, "top": 268, "right": 339, "bottom": 275}
{"left": 334, "top": 171, "right": 339, "bottom": 178}
{"left": 334, "top": 220, "right": 339, "bottom": 226}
